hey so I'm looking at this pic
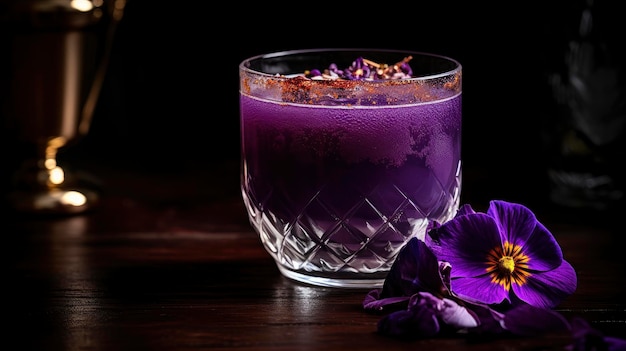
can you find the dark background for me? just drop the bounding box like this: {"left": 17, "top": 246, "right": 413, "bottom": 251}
{"left": 2, "top": 0, "right": 624, "bottom": 211}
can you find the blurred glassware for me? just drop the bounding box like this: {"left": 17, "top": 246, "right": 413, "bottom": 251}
{"left": 0, "top": 0, "right": 125, "bottom": 214}
{"left": 542, "top": 0, "right": 625, "bottom": 211}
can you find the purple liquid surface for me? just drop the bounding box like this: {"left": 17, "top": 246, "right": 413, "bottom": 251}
{"left": 240, "top": 92, "right": 462, "bottom": 280}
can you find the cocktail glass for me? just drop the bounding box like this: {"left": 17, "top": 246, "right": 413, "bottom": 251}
{"left": 239, "top": 49, "right": 462, "bottom": 288}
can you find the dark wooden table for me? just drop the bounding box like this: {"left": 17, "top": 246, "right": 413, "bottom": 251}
{"left": 6, "top": 159, "right": 626, "bottom": 350}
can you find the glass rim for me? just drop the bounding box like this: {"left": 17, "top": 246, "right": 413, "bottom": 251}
{"left": 239, "top": 48, "right": 462, "bottom": 82}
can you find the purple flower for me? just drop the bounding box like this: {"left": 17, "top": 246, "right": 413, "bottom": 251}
{"left": 363, "top": 237, "right": 571, "bottom": 339}
{"left": 363, "top": 200, "right": 626, "bottom": 343}
{"left": 426, "top": 200, "right": 578, "bottom": 309}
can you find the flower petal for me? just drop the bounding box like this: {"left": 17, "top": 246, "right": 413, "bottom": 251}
{"left": 488, "top": 200, "right": 564, "bottom": 271}
{"left": 455, "top": 203, "right": 476, "bottom": 217}
{"left": 406, "top": 292, "right": 480, "bottom": 330}
{"left": 377, "top": 307, "right": 440, "bottom": 339}
{"left": 464, "top": 302, "right": 507, "bottom": 336}
{"left": 501, "top": 304, "right": 571, "bottom": 336}
{"left": 521, "top": 220, "right": 564, "bottom": 272}
{"left": 450, "top": 275, "right": 509, "bottom": 305}
{"left": 487, "top": 200, "right": 537, "bottom": 244}
{"left": 439, "top": 298, "right": 479, "bottom": 329}
{"left": 362, "top": 289, "right": 411, "bottom": 313}
{"left": 380, "top": 237, "right": 444, "bottom": 298}
{"left": 605, "top": 337, "right": 626, "bottom": 351}
{"left": 569, "top": 317, "right": 626, "bottom": 351}
{"left": 428, "top": 213, "right": 503, "bottom": 278}
{"left": 512, "top": 259, "right": 578, "bottom": 309}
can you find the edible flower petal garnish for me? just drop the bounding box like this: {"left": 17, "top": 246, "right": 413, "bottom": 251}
{"left": 363, "top": 199, "right": 626, "bottom": 344}
{"left": 426, "top": 200, "right": 577, "bottom": 309}
{"left": 304, "top": 56, "right": 413, "bottom": 81}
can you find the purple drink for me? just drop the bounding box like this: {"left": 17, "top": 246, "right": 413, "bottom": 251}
{"left": 240, "top": 49, "right": 462, "bottom": 288}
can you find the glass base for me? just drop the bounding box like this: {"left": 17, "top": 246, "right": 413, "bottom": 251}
{"left": 277, "top": 265, "right": 385, "bottom": 289}
{"left": 7, "top": 157, "right": 101, "bottom": 215}
{"left": 8, "top": 187, "right": 98, "bottom": 215}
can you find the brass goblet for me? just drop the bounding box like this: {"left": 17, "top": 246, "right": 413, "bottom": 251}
{"left": 1, "top": 0, "right": 125, "bottom": 214}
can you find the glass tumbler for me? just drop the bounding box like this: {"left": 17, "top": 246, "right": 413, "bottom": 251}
{"left": 239, "top": 49, "right": 462, "bottom": 288}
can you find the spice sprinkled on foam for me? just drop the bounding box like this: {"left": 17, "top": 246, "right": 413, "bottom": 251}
{"left": 251, "top": 54, "right": 459, "bottom": 106}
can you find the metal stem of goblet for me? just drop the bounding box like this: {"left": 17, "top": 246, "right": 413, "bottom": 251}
{"left": 1, "top": 0, "right": 125, "bottom": 215}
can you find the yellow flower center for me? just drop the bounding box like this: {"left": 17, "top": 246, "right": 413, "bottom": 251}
{"left": 485, "top": 241, "right": 531, "bottom": 291}
{"left": 498, "top": 256, "right": 515, "bottom": 274}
